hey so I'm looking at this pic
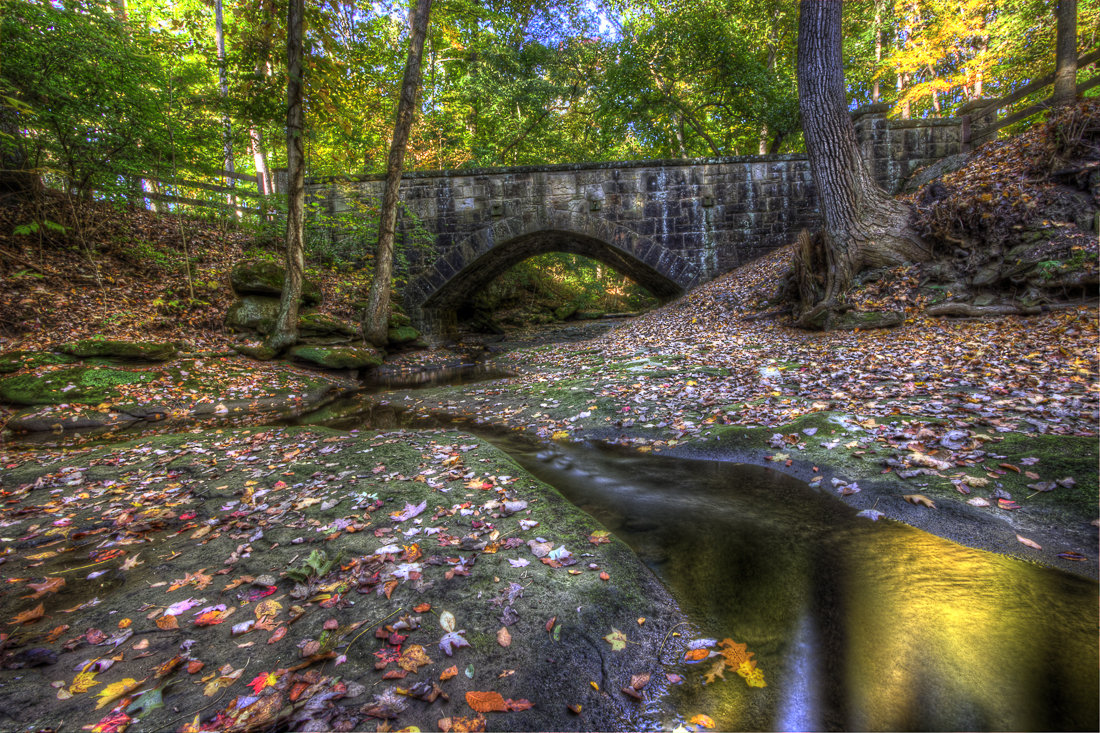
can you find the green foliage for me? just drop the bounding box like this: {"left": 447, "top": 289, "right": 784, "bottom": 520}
{"left": 479, "top": 253, "right": 659, "bottom": 314}
{"left": 285, "top": 549, "right": 342, "bottom": 586}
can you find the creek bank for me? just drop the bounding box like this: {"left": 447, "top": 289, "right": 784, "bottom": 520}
{"left": 365, "top": 344, "right": 1098, "bottom": 582}
{"left": 0, "top": 426, "right": 687, "bottom": 732}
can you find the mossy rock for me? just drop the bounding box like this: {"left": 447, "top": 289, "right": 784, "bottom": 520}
{"left": 0, "top": 351, "right": 78, "bottom": 374}
{"left": 59, "top": 338, "right": 178, "bottom": 362}
{"left": 575, "top": 309, "right": 607, "bottom": 320}
{"left": 230, "top": 260, "right": 321, "bottom": 305}
{"left": 554, "top": 304, "right": 579, "bottom": 321}
{"left": 225, "top": 295, "right": 280, "bottom": 334}
{"left": 827, "top": 310, "right": 904, "bottom": 330}
{"left": 289, "top": 345, "right": 383, "bottom": 369}
{"left": 299, "top": 313, "right": 358, "bottom": 338}
{"left": 387, "top": 326, "right": 421, "bottom": 346}
{"left": 388, "top": 312, "right": 412, "bottom": 328}
{"left": 0, "top": 366, "right": 156, "bottom": 406}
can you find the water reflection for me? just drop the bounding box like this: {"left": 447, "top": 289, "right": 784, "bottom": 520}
{"left": 510, "top": 441, "right": 1099, "bottom": 732}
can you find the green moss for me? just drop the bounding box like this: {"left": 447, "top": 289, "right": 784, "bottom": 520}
{"left": 0, "top": 366, "right": 155, "bottom": 406}
{"left": 0, "top": 351, "right": 78, "bottom": 374}
{"left": 289, "top": 345, "right": 383, "bottom": 369}
{"left": 387, "top": 326, "right": 421, "bottom": 346}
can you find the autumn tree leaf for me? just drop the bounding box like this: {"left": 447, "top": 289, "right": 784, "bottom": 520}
{"left": 9, "top": 603, "right": 45, "bottom": 625}
{"left": 23, "top": 578, "right": 65, "bottom": 599}
{"left": 466, "top": 690, "right": 506, "bottom": 713}
{"left": 70, "top": 670, "right": 100, "bottom": 694}
{"left": 903, "top": 494, "right": 936, "bottom": 508}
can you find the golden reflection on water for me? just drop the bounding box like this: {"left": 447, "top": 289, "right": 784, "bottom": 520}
{"left": 517, "top": 445, "right": 1100, "bottom": 732}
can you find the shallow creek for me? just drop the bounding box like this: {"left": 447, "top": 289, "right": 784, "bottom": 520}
{"left": 289, "top": 377, "right": 1099, "bottom": 732}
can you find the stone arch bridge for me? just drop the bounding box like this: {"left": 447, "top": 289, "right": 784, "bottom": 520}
{"left": 305, "top": 105, "right": 973, "bottom": 335}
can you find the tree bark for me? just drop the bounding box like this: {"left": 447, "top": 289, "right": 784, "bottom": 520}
{"left": 363, "top": 0, "right": 433, "bottom": 347}
{"left": 793, "top": 0, "right": 929, "bottom": 329}
{"left": 260, "top": 0, "right": 305, "bottom": 357}
{"left": 1053, "top": 0, "right": 1078, "bottom": 106}
{"left": 215, "top": 0, "right": 236, "bottom": 212}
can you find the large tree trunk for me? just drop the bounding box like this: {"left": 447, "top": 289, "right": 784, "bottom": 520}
{"left": 793, "top": 0, "right": 929, "bottom": 329}
{"left": 1053, "top": 0, "right": 1078, "bottom": 106}
{"left": 260, "top": 0, "right": 305, "bottom": 357}
{"left": 363, "top": 0, "right": 433, "bottom": 347}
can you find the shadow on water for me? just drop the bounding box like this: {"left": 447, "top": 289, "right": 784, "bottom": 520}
{"left": 286, "top": 392, "right": 1100, "bottom": 730}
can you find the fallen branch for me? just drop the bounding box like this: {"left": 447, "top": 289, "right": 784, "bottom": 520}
{"left": 0, "top": 248, "right": 52, "bottom": 276}
{"left": 925, "top": 302, "right": 1089, "bottom": 318}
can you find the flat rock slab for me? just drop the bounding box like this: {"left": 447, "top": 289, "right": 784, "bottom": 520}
{"left": 0, "top": 427, "right": 686, "bottom": 732}
{"left": 0, "top": 356, "right": 356, "bottom": 433}
{"left": 0, "top": 351, "right": 78, "bottom": 374}
{"left": 290, "top": 345, "right": 384, "bottom": 370}
{"left": 59, "top": 339, "right": 178, "bottom": 362}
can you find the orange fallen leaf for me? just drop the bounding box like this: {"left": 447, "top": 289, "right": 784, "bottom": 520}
{"left": 599, "top": 572, "right": 610, "bottom": 581}
{"left": 440, "top": 665, "right": 458, "bottom": 681}
{"left": 23, "top": 578, "right": 64, "bottom": 600}
{"left": 156, "top": 615, "right": 179, "bottom": 630}
{"left": 9, "top": 603, "right": 45, "bottom": 625}
{"left": 466, "top": 690, "right": 506, "bottom": 713}
{"left": 496, "top": 627, "right": 511, "bottom": 648}
{"left": 684, "top": 648, "right": 709, "bottom": 662}
{"left": 689, "top": 714, "right": 716, "bottom": 728}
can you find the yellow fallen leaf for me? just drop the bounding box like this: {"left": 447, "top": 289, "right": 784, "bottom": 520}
{"left": 902, "top": 494, "right": 936, "bottom": 509}
{"left": 70, "top": 670, "right": 99, "bottom": 694}
{"left": 96, "top": 678, "right": 144, "bottom": 709}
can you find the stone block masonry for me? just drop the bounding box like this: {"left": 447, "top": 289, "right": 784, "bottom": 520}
{"left": 306, "top": 108, "right": 982, "bottom": 336}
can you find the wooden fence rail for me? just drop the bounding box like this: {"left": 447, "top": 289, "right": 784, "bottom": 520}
{"left": 961, "top": 48, "right": 1100, "bottom": 151}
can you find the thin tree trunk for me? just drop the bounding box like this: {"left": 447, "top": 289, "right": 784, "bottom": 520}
{"left": 1053, "top": 0, "right": 1078, "bottom": 106}
{"left": 260, "top": 0, "right": 305, "bottom": 356}
{"left": 250, "top": 125, "right": 271, "bottom": 194}
{"left": 215, "top": 0, "right": 236, "bottom": 213}
{"left": 793, "top": 0, "right": 928, "bottom": 329}
{"left": 873, "top": 5, "right": 882, "bottom": 103}
{"left": 364, "top": 0, "right": 433, "bottom": 347}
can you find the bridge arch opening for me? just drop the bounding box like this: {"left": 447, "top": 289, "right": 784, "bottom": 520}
{"left": 421, "top": 229, "right": 684, "bottom": 314}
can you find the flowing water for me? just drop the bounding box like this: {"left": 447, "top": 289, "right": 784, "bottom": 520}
{"left": 290, "top": 387, "right": 1100, "bottom": 732}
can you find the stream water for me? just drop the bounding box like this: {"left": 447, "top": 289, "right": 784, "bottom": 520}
{"left": 288, "top": 379, "right": 1100, "bottom": 732}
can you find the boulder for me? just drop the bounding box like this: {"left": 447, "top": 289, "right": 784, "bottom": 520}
{"left": 230, "top": 260, "right": 322, "bottom": 305}
{"left": 387, "top": 326, "right": 421, "bottom": 346}
{"left": 389, "top": 312, "right": 412, "bottom": 328}
{"left": 554, "top": 304, "right": 579, "bottom": 321}
{"left": 0, "top": 351, "right": 78, "bottom": 374}
{"left": 59, "top": 339, "right": 177, "bottom": 362}
{"left": 289, "top": 345, "right": 384, "bottom": 370}
{"left": 225, "top": 295, "right": 281, "bottom": 334}
{"left": 0, "top": 366, "right": 156, "bottom": 406}
{"left": 827, "top": 310, "right": 904, "bottom": 330}
{"left": 299, "top": 313, "right": 358, "bottom": 339}
{"left": 575, "top": 310, "right": 607, "bottom": 320}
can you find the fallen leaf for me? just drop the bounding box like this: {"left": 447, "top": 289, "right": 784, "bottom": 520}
{"left": 70, "top": 670, "right": 99, "bottom": 694}
{"left": 1016, "top": 535, "right": 1042, "bottom": 550}
{"left": 689, "top": 714, "right": 716, "bottom": 728}
{"left": 545, "top": 617, "right": 556, "bottom": 633}
{"left": 966, "top": 497, "right": 991, "bottom": 507}
{"left": 440, "top": 666, "right": 458, "bottom": 681}
{"left": 465, "top": 690, "right": 506, "bottom": 713}
{"left": 567, "top": 704, "right": 582, "bottom": 714}
{"left": 683, "top": 648, "right": 709, "bottom": 662}
{"left": 1057, "top": 552, "right": 1087, "bottom": 561}
{"left": 23, "top": 578, "right": 65, "bottom": 599}
{"left": 439, "top": 610, "right": 456, "bottom": 633}
{"left": 496, "top": 627, "right": 511, "bottom": 648}
{"left": 603, "top": 628, "right": 628, "bottom": 651}
{"left": 95, "top": 678, "right": 143, "bottom": 709}
{"left": 902, "top": 494, "right": 936, "bottom": 508}
{"left": 9, "top": 603, "right": 45, "bottom": 625}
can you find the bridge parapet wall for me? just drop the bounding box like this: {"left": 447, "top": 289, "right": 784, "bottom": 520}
{"left": 304, "top": 110, "right": 971, "bottom": 334}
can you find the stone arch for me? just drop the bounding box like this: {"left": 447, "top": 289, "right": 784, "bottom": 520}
{"left": 403, "top": 210, "right": 701, "bottom": 335}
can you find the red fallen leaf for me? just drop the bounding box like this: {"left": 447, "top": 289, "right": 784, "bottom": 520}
{"left": 382, "top": 669, "right": 408, "bottom": 679}
{"left": 85, "top": 628, "right": 108, "bottom": 644}
{"left": 323, "top": 619, "right": 339, "bottom": 631}
{"left": 267, "top": 627, "right": 287, "bottom": 645}
{"left": 540, "top": 558, "right": 561, "bottom": 568}
{"left": 288, "top": 681, "right": 310, "bottom": 702}
{"left": 414, "top": 603, "right": 432, "bottom": 613}
{"left": 89, "top": 709, "right": 131, "bottom": 733}
{"left": 998, "top": 499, "right": 1021, "bottom": 510}
{"left": 546, "top": 617, "right": 556, "bottom": 633}
{"left": 1057, "top": 552, "right": 1087, "bottom": 561}
{"left": 599, "top": 572, "right": 610, "bottom": 581}
{"left": 187, "top": 660, "right": 205, "bottom": 674}
{"left": 504, "top": 698, "right": 534, "bottom": 712}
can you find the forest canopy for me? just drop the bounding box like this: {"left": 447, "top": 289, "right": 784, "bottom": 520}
{"left": 2, "top": 0, "right": 1097, "bottom": 197}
